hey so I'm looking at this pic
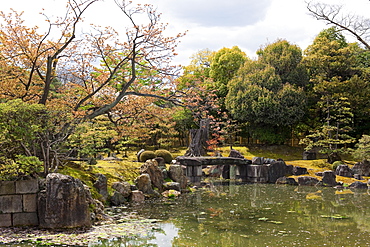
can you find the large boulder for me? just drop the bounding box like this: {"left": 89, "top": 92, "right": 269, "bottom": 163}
{"left": 268, "top": 160, "right": 287, "bottom": 183}
{"left": 322, "top": 170, "right": 336, "bottom": 187}
{"left": 93, "top": 173, "right": 108, "bottom": 200}
{"left": 302, "top": 151, "right": 316, "bottom": 160}
{"left": 168, "top": 164, "right": 188, "bottom": 189}
{"left": 140, "top": 159, "right": 164, "bottom": 192}
{"left": 297, "top": 176, "right": 320, "bottom": 186}
{"left": 112, "top": 181, "right": 132, "bottom": 198}
{"left": 335, "top": 165, "right": 353, "bottom": 177}
{"left": 351, "top": 161, "right": 370, "bottom": 176}
{"left": 38, "top": 173, "right": 91, "bottom": 229}
{"left": 135, "top": 174, "right": 155, "bottom": 195}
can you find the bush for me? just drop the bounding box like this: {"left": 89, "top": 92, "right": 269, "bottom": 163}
{"left": 0, "top": 155, "right": 43, "bottom": 181}
{"left": 139, "top": 151, "right": 156, "bottom": 162}
{"left": 155, "top": 149, "right": 174, "bottom": 164}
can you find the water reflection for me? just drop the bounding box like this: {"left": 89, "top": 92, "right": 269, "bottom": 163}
{"left": 95, "top": 182, "right": 370, "bottom": 246}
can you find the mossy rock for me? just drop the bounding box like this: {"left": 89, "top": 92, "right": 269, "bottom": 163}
{"left": 154, "top": 149, "right": 173, "bottom": 164}
{"left": 139, "top": 151, "right": 156, "bottom": 162}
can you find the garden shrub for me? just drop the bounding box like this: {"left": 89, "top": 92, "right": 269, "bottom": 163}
{"left": 0, "top": 155, "right": 43, "bottom": 181}
{"left": 139, "top": 151, "right": 156, "bottom": 162}
{"left": 154, "top": 149, "right": 174, "bottom": 164}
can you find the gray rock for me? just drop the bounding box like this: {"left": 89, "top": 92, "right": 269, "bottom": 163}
{"left": 293, "top": 166, "right": 308, "bottom": 176}
{"left": 93, "top": 173, "right": 108, "bottom": 200}
{"left": 168, "top": 164, "right": 188, "bottom": 189}
{"left": 351, "top": 161, "right": 370, "bottom": 176}
{"left": 297, "top": 176, "right": 320, "bottom": 186}
{"left": 163, "top": 182, "right": 181, "bottom": 191}
{"left": 110, "top": 191, "right": 127, "bottom": 206}
{"left": 229, "top": 149, "right": 244, "bottom": 158}
{"left": 38, "top": 173, "right": 91, "bottom": 229}
{"left": 348, "top": 181, "right": 368, "bottom": 189}
{"left": 130, "top": 190, "right": 145, "bottom": 203}
{"left": 354, "top": 174, "right": 363, "bottom": 180}
{"left": 285, "top": 165, "right": 294, "bottom": 175}
{"left": 335, "top": 165, "right": 353, "bottom": 178}
{"left": 140, "top": 159, "right": 164, "bottom": 192}
{"left": 302, "top": 151, "right": 316, "bottom": 160}
{"left": 112, "top": 181, "right": 132, "bottom": 198}
{"left": 276, "top": 177, "right": 298, "bottom": 185}
{"left": 135, "top": 174, "right": 155, "bottom": 195}
{"left": 322, "top": 170, "right": 336, "bottom": 187}
{"left": 154, "top": 157, "right": 166, "bottom": 168}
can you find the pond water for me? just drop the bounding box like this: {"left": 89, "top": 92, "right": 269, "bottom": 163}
{"left": 93, "top": 182, "right": 370, "bottom": 247}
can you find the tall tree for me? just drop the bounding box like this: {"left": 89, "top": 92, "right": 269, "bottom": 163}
{"left": 0, "top": 0, "right": 184, "bottom": 173}
{"left": 226, "top": 40, "right": 307, "bottom": 144}
{"left": 303, "top": 27, "right": 370, "bottom": 139}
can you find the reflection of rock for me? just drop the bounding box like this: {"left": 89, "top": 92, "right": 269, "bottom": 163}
{"left": 322, "top": 170, "right": 336, "bottom": 187}
{"left": 335, "top": 165, "right": 353, "bottom": 178}
{"left": 38, "top": 173, "right": 91, "bottom": 229}
{"left": 297, "top": 176, "right": 320, "bottom": 186}
{"left": 348, "top": 181, "right": 368, "bottom": 189}
{"left": 276, "top": 177, "right": 298, "bottom": 185}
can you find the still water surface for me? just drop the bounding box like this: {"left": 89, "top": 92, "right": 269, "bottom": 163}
{"left": 94, "top": 182, "right": 370, "bottom": 247}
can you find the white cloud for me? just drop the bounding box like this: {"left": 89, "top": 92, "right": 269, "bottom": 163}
{"left": 1, "top": 0, "right": 369, "bottom": 66}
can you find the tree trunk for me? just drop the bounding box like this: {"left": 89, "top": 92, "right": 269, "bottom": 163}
{"left": 185, "top": 119, "right": 209, "bottom": 157}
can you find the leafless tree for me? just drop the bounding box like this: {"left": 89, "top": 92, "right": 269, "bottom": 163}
{"left": 306, "top": 1, "right": 370, "bottom": 50}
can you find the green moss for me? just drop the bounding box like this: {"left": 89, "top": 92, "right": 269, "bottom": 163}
{"left": 139, "top": 151, "right": 156, "bottom": 162}
{"left": 154, "top": 149, "right": 173, "bottom": 163}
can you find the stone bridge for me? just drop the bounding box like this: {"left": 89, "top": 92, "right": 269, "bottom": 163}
{"left": 176, "top": 156, "right": 290, "bottom": 184}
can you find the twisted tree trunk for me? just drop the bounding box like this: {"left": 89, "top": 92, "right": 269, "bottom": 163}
{"left": 185, "top": 119, "right": 209, "bottom": 157}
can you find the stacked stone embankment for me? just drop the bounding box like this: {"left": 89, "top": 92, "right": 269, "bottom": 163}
{"left": 0, "top": 180, "right": 39, "bottom": 227}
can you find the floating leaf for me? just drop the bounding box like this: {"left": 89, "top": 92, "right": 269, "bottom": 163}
{"left": 258, "top": 217, "right": 269, "bottom": 221}
{"left": 268, "top": 220, "right": 283, "bottom": 224}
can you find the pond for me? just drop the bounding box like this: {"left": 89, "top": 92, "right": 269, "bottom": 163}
{"left": 91, "top": 182, "right": 370, "bottom": 247}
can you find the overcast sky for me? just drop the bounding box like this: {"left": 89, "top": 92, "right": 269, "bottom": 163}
{"left": 1, "top": 0, "right": 369, "bottom": 65}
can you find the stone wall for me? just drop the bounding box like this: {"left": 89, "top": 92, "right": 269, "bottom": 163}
{"left": 0, "top": 180, "right": 39, "bottom": 227}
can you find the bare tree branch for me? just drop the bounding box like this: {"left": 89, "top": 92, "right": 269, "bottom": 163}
{"left": 307, "top": 1, "right": 370, "bottom": 50}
